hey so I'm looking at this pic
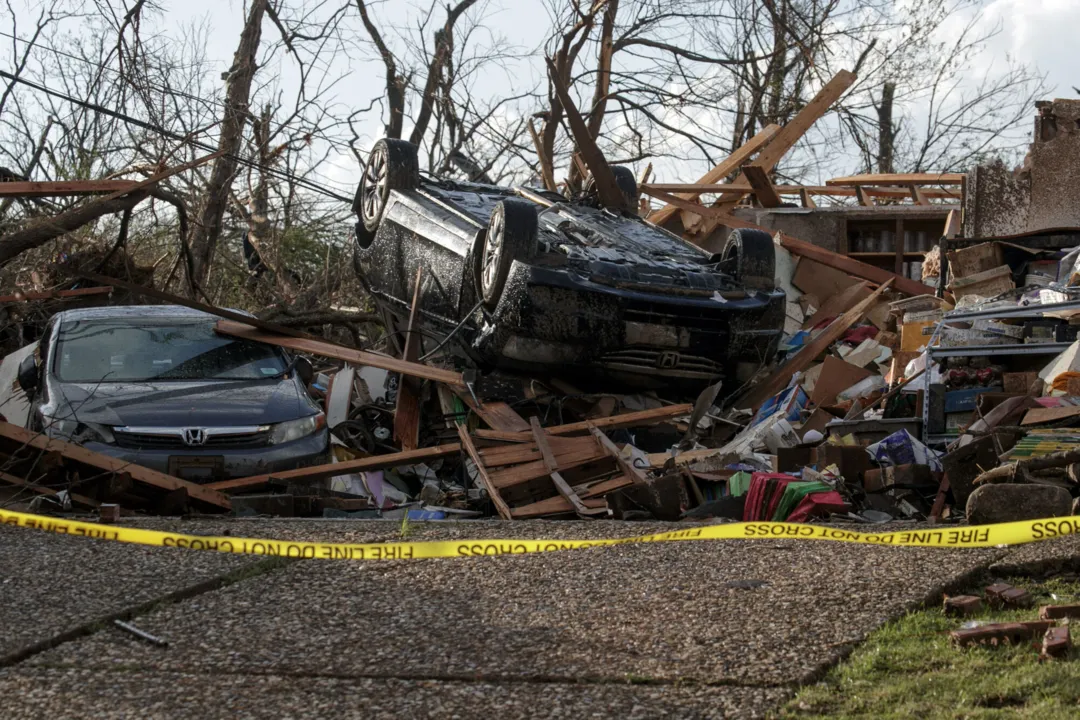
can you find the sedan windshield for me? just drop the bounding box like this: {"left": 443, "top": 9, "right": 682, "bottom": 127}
{"left": 54, "top": 318, "right": 287, "bottom": 382}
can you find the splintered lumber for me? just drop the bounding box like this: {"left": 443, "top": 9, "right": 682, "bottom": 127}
{"left": 648, "top": 123, "right": 781, "bottom": 226}
{"left": 0, "top": 180, "right": 140, "bottom": 197}
{"left": 394, "top": 268, "right": 424, "bottom": 451}
{"left": 0, "top": 470, "right": 100, "bottom": 508}
{"left": 742, "top": 165, "right": 782, "bottom": 208}
{"left": 474, "top": 403, "right": 693, "bottom": 442}
{"left": 0, "top": 422, "right": 229, "bottom": 509}
{"left": 456, "top": 391, "right": 531, "bottom": 432}
{"left": 777, "top": 233, "right": 935, "bottom": 298}
{"left": 545, "top": 57, "right": 627, "bottom": 212}
{"left": 0, "top": 286, "right": 113, "bottom": 303}
{"left": 205, "top": 443, "right": 462, "bottom": 493}
{"left": 735, "top": 280, "right": 894, "bottom": 411}
{"left": 531, "top": 417, "right": 602, "bottom": 516}
{"left": 588, "top": 422, "right": 649, "bottom": 484}
{"left": 487, "top": 442, "right": 609, "bottom": 489}
{"left": 457, "top": 425, "right": 512, "bottom": 520}
{"left": 641, "top": 183, "right": 960, "bottom": 200}
{"left": 692, "top": 70, "right": 856, "bottom": 236}
{"left": 826, "top": 172, "right": 965, "bottom": 186}
{"left": 215, "top": 320, "right": 465, "bottom": 388}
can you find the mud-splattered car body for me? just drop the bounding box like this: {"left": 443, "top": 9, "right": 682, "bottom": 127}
{"left": 352, "top": 139, "right": 786, "bottom": 389}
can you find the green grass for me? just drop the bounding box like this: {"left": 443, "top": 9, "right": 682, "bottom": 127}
{"left": 780, "top": 577, "right": 1080, "bottom": 719}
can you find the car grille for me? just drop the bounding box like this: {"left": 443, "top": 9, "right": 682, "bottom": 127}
{"left": 623, "top": 299, "right": 729, "bottom": 333}
{"left": 114, "top": 430, "right": 271, "bottom": 450}
{"left": 599, "top": 349, "right": 722, "bottom": 379}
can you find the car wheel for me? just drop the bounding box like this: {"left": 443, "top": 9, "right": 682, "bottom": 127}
{"left": 354, "top": 138, "right": 420, "bottom": 234}
{"left": 611, "top": 165, "right": 639, "bottom": 210}
{"left": 476, "top": 199, "right": 538, "bottom": 308}
{"left": 720, "top": 228, "right": 776, "bottom": 291}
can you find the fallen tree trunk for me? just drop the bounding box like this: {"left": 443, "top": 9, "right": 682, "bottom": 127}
{"left": 974, "top": 448, "right": 1080, "bottom": 485}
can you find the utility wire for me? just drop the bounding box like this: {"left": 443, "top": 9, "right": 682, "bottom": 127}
{"left": 0, "top": 67, "right": 355, "bottom": 203}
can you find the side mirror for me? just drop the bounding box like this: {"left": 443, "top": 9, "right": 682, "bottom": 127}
{"left": 17, "top": 354, "right": 38, "bottom": 393}
{"left": 294, "top": 356, "right": 314, "bottom": 385}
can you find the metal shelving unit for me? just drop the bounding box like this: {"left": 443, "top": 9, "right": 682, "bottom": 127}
{"left": 921, "top": 302, "right": 1080, "bottom": 446}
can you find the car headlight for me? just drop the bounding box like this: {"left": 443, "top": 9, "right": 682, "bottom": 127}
{"left": 269, "top": 413, "right": 325, "bottom": 445}
{"left": 44, "top": 417, "right": 115, "bottom": 445}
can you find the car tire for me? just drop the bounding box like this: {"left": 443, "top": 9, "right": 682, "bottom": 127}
{"left": 475, "top": 199, "right": 538, "bottom": 308}
{"left": 720, "top": 228, "right": 776, "bottom": 291}
{"left": 354, "top": 138, "right": 420, "bottom": 234}
{"left": 611, "top": 165, "right": 639, "bottom": 210}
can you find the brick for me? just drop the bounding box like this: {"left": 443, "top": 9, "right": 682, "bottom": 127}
{"left": 943, "top": 595, "right": 983, "bottom": 616}
{"left": 950, "top": 621, "right": 1055, "bottom": 648}
{"left": 1041, "top": 604, "right": 1080, "bottom": 620}
{"left": 985, "top": 583, "right": 1033, "bottom": 608}
{"left": 1041, "top": 626, "right": 1071, "bottom": 659}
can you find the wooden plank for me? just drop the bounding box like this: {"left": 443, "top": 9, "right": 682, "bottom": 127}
{"left": 511, "top": 495, "right": 608, "bottom": 519}
{"left": 0, "top": 470, "right": 100, "bottom": 508}
{"left": 0, "top": 422, "right": 230, "bottom": 509}
{"left": 647, "top": 124, "right": 781, "bottom": 226}
{"left": 474, "top": 404, "right": 693, "bottom": 442}
{"left": 799, "top": 188, "right": 816, "bottom": 208}
{"left": 734, "top": 280, "right": 894, "bottom": 411}
{"left": 943, "top": 208, "right": 961, "bottom": 238}
{"left": 778, "top": 233, "right": 936, "bottom": 298}
{"left": 929, "top": 473, "right": 951, "bottom": 522}
{"left": 0, "top": 180, "right": 140, "bottom": 197}
{"left": 743, "top": 165, "right": 782, "bottom": 208}
{"left": 588, "top": 422, "right": 649, "bottom": 484}
{"left": 690, "top": 70, "right": 856, "bottom": 238}
{"left": 488, "top": 445, "right": 608, "bottom": 489}
{"left": 827, "top": 172, "right": 965, "bottom": 186}
{"left": 479, "top": 435, "right": 596, "bottom": 467}
{"left": 527, "top": 118, "right": 557, "bottom": 192}
{"left": 1022, "top": 405, "right": 1080, "bottom": 426}
{"left": 0, "top": 286, "right": 113, "bottom": 304}
{"left": 641, "top": 183, "right": 960, "bottom": 199}
{"left": 802, "top": 281, "right": 871, "bottom": 330}
{"left": 456, "top": 391, "right": 530, "bottom": 432}
{"left": 546, "top": 58, "right": 626, "bottom": 211}
{"left": 205, "top": 443, "right": 462, "bottom": 492}
{"left": 215, "top": 320, "right": 465, "bottom": 387}
{"left": 855, "top": 186, "right": 873, "bottom": 207}
{"left": 457, "top": 425, "right": 512, "bottom": 520}
{"left": 910, "top": 185, "right": 930, "bottom": 206}
{"left": 394, "top": 268, "right": 424, "bottom": 451}
{"left": 530, "top": 417, "right": 599, "bottom": 516}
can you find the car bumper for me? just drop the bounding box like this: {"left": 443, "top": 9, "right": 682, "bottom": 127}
{"left": 476, "top": 263, "right": 785, "bottom": 382}
{"left": 83, "top": 430, "right": 330, "bottom": 482}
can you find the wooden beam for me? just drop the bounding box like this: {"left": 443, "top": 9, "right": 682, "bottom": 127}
{"left": 0, "top": 180, "right": 141, "bottom": 198}
{"left": 909, "top": 185, "right": 930, "bottom": 206}
{"left": 0, "top": 470, "right": 100, "bottom": 508}
{"left": 734, "top": 280, "right": 894, "bottom": 411}
{"left": 0, "top": 422, "right": 230, "bottom": 509}
{"left": 531, "top": 417, "right": 601, "bottom": 517}
{"left": 0, "top": 286, "right": 113, "bottom": 304}
{"left": 205, "top": 443, "right": 462, "bottom": 492}
{"left": 587, "top": 422, "right": 649, "bottom": 484}
{"left": 777, "top": 232, "right": 936, "bottom": 297}
{"left": 647, "top": 123, "right": 781, "bottom": 226}
{"left": 799, "top": 188, "right": 816, "bottom": 209}
{"left": 826, "top": 172, "right": 965, "bottom": 186}
{"left": 474, "top": 403, "right": 693, "bottom": 442}
{"left": 394, "top": 268, "right": 424, "bottom": 451}
{"left": 641, "top": 182, "right": 960, "bottom": 200}
{"left": 943, "top": 208, "right": 961, "bottom": 238}
{"left": 527, "top": 118, "right": 556, "bottom": 192}
{"left": 457, "top": 425, "right": 512, "bottom": 520}
{"left": 215, "top": 320, "right": 465, "bottom": 388}
{"left": 457, "top": 392, "right": 530, "bottom": 432}
{"left": 640, "top": 186, "right": 753, "bottom": 224}
{"left": 742, "top": 165, "right": 782, "bottom": 208}
{"left": 691, "top": 70, "right": 857, "bottom": 237}
{"left": 855, "top": 186, "right": 874, "bottom": 207}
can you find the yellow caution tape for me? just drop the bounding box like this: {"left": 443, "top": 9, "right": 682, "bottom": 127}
{"left": 3, "top": 508, "right": 1080, "bottom": 560}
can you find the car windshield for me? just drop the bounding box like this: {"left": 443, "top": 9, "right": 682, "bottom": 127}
{"left": 54, "top": 317, "right": 287, "bottom": 382}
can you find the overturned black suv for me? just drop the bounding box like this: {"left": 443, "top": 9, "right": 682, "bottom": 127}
{"left": 352, "top": 138, "right": 785, "bottom": 389}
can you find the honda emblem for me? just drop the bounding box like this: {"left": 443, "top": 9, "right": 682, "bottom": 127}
{"left": 182, "top": 428, "right": 207, "bottom": 446}
{"left": 657, "top": 351, "right": 680, "bottom": 369}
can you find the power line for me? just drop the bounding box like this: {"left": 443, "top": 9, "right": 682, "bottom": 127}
{"left": 0, "top": 67, "right": 356, "bottom": 203}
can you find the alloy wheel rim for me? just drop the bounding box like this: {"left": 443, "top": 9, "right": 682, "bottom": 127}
{"left": 362, "top": 146, "right": 388, "bottom": 222}
{"left": 483, "top": 209, "right": 504, "bottom": 293}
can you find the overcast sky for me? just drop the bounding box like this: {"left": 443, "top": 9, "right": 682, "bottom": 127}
{"left": 7, "top": 0, "right": 1080, "bottom": 192}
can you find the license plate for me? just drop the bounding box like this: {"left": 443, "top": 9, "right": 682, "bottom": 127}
{"left": 168, "top": 456, "right": 225, "bottom": 482}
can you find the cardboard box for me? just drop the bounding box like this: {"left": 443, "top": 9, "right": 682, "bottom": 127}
{"left": 901, "top": 320, "right": 936, "bottom": 352}
{"left": 946, "top": 242, "right": 1004, "bottom": 279}
{"left": 948, "top": 264, "right": 1014, "bottom": 300}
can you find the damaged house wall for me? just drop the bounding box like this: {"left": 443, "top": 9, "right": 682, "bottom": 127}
{"left": 965, "top": 99, "right": 1080, "bottom": 239}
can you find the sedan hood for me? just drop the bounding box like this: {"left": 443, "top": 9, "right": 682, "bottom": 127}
{"left": 49, "top": 379, "right": 312, "bottom": 427}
